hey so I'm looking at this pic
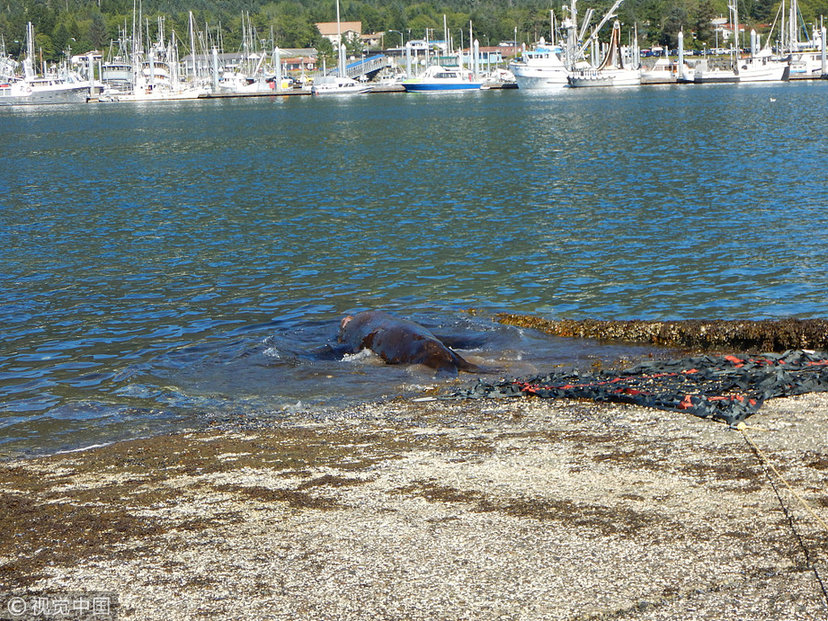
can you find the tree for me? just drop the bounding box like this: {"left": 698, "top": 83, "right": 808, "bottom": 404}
{"left": 694, "top": 0, "right": 717, "bottom": 47}
{"left": 89, "top": 12, "right": 108, "bottom": 50}
{"left": 52, "top": 21, "right": 71, "bottom": 55}
{"left": 659, "top": 4, "right": 688, "bottom": 49}
{"left": 34, "top": 32, "right": 56, "bottom": 64}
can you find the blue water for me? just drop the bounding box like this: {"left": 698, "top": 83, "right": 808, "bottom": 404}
{"left": 2, "top": 81, "right": 827, "bottom": 455}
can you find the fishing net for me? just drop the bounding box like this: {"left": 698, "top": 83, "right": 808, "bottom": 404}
{"left": 455, "top": 350, "right": 828, "bottom": 425}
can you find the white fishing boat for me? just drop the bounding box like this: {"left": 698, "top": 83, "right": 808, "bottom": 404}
{"left": 695, "top": 45, "right": 786, "bottom": 84}
{"left": 692, "top": 0, "right": 786, "bottom": 84}
{"left": 693, "top": 60, "right": 740, "bottom": 83}
{"left": 736, "top": 23, "right": 788, "bottom": 82}
{"left": 101, "top": 33, "right": 134, "bottom": 94}
{"left": 0, "top": 74, "right": 92, "bottom": 105}
{"left": 738, "top": 52, "right": 788, "bottom": 82}
{"left": 567, "top": 21, "right": 641, "bottom": 88}
{"left": 402, "top": 65, "right": 483, "bottom": 92}
{"left": 0, "top": 23, "right": 92, "bottom": 106}
{"left": 509, "top": 39, "right": 569, "bottom": 89}
{"left": 640, "top": 56, "right": 684, "bottom": 84}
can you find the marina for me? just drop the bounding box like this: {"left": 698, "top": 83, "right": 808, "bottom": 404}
{"left": 1, "top": 0, "right": 826, "bottom": 106}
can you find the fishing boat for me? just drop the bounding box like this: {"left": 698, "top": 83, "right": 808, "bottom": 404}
{"left": 693, "top": 60, "right": 740, "bottom": 83}
{"left": 738, "top": 51, "right": 788, "bottom": 82}
{"left": 691, "top": 0, "right": 786, "bottom": 84}
{"left": 509, "top": 39, "right": 570, "bottom": 89}
{"left": 567, "top": 21, "right": 641, "bottom": 88}
{"left": 0, "top": 23, "right": 92, "bottom": 106}
{"left": 736, "top": 23, "right": 788, "bottom": 82}
{"left": 0, "top": 73, "right": 92, "bottom": 106}
{"left": 402, "top": 65, "right": 483, "bottom": 92}
{"left": 788, "top": 50, "right": 826, "bottom": 78}
{"left": 640, "top": 56, "right": 682, "bottom": 84}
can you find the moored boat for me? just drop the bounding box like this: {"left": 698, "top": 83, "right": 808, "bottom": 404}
{"left": 567, "top": 21, "right": 641, "bottom": 88}
{"left": 0, "top": 75, "right": 92, "bottom": 106}
{"left": 402, "top": 65, "right": 483, "bottom": 92}
{"left": 509, "top": 39, "right": 569, "bottom": 89}
{"left": 311, "top": 75, "right": 372, "bottom": 95}
{"left": 640, "top": 56, "right": 688, "bottom": 85}
{"left": 0, "top": 23, "right": 92, "bottom": 106}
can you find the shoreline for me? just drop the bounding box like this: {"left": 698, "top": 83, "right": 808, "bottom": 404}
{"left": 1, "top": 393, "right": 826, "bottom": 619}
{"left": 494, "top": 314, "right": 828, "bottom": 353}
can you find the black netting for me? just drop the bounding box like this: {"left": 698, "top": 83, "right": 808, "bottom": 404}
{"left": 454, "top": 350, "right": 828, "bottom": 425}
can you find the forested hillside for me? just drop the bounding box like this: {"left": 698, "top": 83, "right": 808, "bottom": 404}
{"left": 2, "top": 0, "right": 826, "bottom": 63}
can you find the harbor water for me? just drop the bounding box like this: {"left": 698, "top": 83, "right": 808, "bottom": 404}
{"left": 2, "top": 81, "right": 827, "bottom": 456}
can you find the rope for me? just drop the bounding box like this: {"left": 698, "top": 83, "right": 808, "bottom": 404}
{"left": 738, "top": 422, "right": 828, "bottom": 532}
{"left": 738, "top": 423, "right": 828, "bottom": 610}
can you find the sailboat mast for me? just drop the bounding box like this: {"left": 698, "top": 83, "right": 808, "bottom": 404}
{"left": 789, "top": 0, "right": 797, "bottom": 50}
{"left": 729, "top": 0, "right": 739, "bottom": 73}
{"left": 336, "top": 0, "right": 343, "bottom": 76}
{"left": 566, "top": 0, "right": 578, "bottom": 69}
{"left": 551, "top": 10, "right": 556, "bottom": 47}
{"left": 188, "top": 12, "right": 196, "bottom": 80}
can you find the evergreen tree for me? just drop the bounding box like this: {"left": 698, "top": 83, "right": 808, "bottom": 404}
{"left": 89, "top": 11, "right": 108, "bottom": 49}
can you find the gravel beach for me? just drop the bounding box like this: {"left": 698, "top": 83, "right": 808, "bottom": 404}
{"left": 1, "top": 392, "right": 827, "bottom": 620}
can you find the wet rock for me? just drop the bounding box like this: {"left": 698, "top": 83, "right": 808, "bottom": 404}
{"left": 495, "top": 315, "right": 828, "bottom": 353}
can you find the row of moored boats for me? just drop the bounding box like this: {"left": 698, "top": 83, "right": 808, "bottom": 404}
{"left": 510, "top": 0, "right": 827, "bottom": 90}
{"left": 2, "top": 0, "right": 826, "bottom": 106}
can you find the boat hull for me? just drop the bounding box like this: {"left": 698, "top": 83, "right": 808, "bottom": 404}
{"left": 402, "top": 82, "right": 482, "bottom": 92}
{"left": 512, "top": 70, "right": 569, "bottom": 89}
{"left": 693, "top": 70, "right": 740, "bottom": 84}
{"left": 567, "top": 69, "right": 641, "bottom": 88}
{"left": 0, "top": 83, "right": 90, "bottom": 106}
{"left": 737, "top": 63, "right": 788, "bottom": 82}
{"left": 311, "top": 86, "right": 372, "bottom": 95}
{"left": 510, "top": 62, "right": 569, "bottom": 89}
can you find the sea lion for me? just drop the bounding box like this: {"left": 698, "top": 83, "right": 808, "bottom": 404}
{"left": 338, "top": 311, "right": 477, "bottom": 374}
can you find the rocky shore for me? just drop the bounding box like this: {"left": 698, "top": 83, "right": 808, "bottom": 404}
{"left": 494, "top": 315, "right": 828, "bottom": 353}
{"left": 1, "top": 391, "right": 827, "bottom": 619}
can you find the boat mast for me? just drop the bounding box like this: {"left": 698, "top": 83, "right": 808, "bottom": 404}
{"left": 729, "top": 0, "right": 739, "bottom": 74}
{"left": 188, "top": 11, "right": 197, "bottom": 81}
{"left": 575, "top": 0, "right": 625, "bottom": 60}
{"left": 564, "top": 0, "right": 578, "bottom": 69}
{"left": 550, "top": 10, "right": 556, "bottom": 47}
{"left": 131, "top": 0, "right": 143, "bottom": 91}
{"left": 336, "top": 0, "right": 344, "bottom": 77}
{"left": 23, "top": 22, "right": 35, "bottom": 80}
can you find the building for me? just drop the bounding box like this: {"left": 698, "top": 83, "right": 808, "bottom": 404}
{"left": 316, "top": 21, "right": 362, "bottom": 48}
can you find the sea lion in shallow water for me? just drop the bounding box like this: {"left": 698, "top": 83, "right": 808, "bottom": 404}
{"left": 338, "top": 311, "right": 477, "bottom": 374}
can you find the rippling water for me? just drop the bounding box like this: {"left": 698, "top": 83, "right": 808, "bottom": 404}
{"left": 2, "top": 82, "right": 827, "bottom": 455}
